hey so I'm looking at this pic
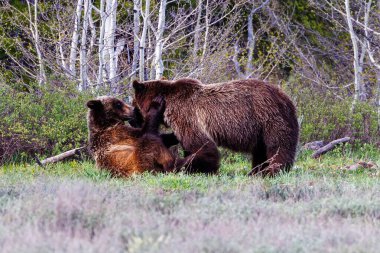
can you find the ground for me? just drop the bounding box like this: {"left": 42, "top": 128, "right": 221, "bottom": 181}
{"left": 0, "top": 145, "right": 379, "bottom": 253}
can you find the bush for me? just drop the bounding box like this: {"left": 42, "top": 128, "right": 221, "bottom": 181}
{"left": 0, "top": 83, "right": 92, "bottom": 164}
{"left": 291, "top": 85, "right": 379, "bottom": 143}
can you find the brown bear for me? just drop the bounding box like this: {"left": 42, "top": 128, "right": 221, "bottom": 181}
{"left": 132, "top": 78, "right": 299, "bottom": 176}
{"left": 86, "top": 96, "right": 179, "bottom": 177}
{"left": 128, "top": 99, "right": 179, "bottom": 148}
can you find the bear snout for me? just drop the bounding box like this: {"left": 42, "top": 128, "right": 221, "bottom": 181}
{"left": 120, "top": 104, "right": 135, "bottom": 120}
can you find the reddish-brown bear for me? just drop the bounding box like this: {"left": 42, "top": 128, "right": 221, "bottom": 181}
{"left": 86, "top": 96, "right": 178, "bottom": 177}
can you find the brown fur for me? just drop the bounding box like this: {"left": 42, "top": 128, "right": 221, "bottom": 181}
{"left": 86, "top": 96, "right": 176, "bottom": 177}
{"left": 133, "top": 78, "right": 299, "bottom": 176}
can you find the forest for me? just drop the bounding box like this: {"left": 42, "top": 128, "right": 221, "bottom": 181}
{"left": 0, "top": 0, "right": 380, "bottom": 252}
{"left": 0, "top": 0, "right": 379, "bottom": 161}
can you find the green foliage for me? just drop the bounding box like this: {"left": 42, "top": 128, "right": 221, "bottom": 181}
{"left": 0, "top": 2, "right": 35, "bottom": 88}
{"left": 288, "top": 82, "right": 379, "bottom": 143}
{"left": 0, "top": 82, "right": 92, "bottom": 164}
{"left": 280, "top": 0, "right": 333, "bottom": 37}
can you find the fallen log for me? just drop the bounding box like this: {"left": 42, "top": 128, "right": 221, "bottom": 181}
{"left": 38, "top": 147, "right": 86, "bottom": 165}
{"left": 312, "top": 137, "right": 350, "bottom": 159}
{"left": 303, "top": 140, "right": 324, "bottom": 151}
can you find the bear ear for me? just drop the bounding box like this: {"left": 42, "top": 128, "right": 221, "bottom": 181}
{"left": 133, "top": 80, "right": 145, "bottom": 92}
{"left": 86, "top": 100, "right": 103, "bottom": 110}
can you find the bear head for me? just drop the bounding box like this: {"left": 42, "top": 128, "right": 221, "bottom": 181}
{"left": 133, "top": 78, "right": 201, "bottom": 119}
{"left": 132, "top": 80, "right": 169, "bottom": 118}
{"left": 86, "top": 96, "right": 134, "bottom": 130}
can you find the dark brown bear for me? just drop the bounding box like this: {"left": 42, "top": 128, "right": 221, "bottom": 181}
{"left": 133, "top": 78, "right": 299, "bottom": 176}
{"left": 128, "top": 99, "right": 179, "bottom": 148}
{"left": 86, "top": 96, "right": 178, "bottom": 177}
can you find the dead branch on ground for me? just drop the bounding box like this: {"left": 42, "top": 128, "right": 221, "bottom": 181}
{"left": 312, "top": 137, "right": 350, "bottom": 159}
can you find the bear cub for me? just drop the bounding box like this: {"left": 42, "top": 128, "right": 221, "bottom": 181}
{"left": 86, "top": 96, "right": 178, "bottom": 177}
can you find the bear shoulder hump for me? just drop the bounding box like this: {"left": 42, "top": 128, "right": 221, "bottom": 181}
{"left": 174, "top": 78, "right": 202, "bottom": 87}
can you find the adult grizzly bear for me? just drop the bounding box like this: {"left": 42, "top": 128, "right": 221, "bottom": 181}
{"left": 133, "top": 78, "right": 299, "bottom": 176}
{"left": 86, "top": 96, "right": 178, "bottom": 177}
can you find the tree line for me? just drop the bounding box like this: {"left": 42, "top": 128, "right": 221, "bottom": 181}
{"left": 0, "top": 0, "right": 379, "bottom": 144}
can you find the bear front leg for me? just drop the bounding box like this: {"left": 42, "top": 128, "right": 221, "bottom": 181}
{"left": 141, "top": 95, "right": 165, "bottom": 134}
{"left": 128, "top": 107, "right": 144, "bottom": 128}
{"left": 178, "top": 139, "right": 220, "bottom": 174}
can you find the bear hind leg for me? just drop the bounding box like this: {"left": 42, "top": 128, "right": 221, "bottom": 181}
{"left": 261, "top": 146, "right": 294, "bottom": 176}
{"left": 154, "top": 145, "right": 176, "bottom": 173}
{"left": 178, "top": 141, "right": 220, "bottom": 174}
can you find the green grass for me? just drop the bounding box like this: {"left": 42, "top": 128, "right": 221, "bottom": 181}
{"left": 0, "top": 144, "right": 379, "bottom": 252}
{"left": 2, "top": 144, "right": 379, "bottom": 190}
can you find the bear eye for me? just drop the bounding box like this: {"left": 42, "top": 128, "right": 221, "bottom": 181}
{"left": 115, "top": 101, "right": 123, "bottom": 110}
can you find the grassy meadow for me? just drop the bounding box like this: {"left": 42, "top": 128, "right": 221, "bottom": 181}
{"left": 0, "top": 145, "right": 379, "bottom": 253}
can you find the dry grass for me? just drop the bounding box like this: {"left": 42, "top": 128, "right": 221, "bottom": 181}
{"left": 0, "top": 146, "right": 379, "bottom": 253}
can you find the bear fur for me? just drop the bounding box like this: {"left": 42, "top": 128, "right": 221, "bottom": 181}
{"left": 128, "top": 99, "right": 179, "bottom": 148}
{"left": 133, "top": 78, "right": 299, "bottom": 176}
{"left": 86, "top": 96, "right": 178, "bottom": 177}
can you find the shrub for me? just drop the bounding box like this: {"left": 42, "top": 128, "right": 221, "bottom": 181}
{"left": 288, "top": 85, "right": 379, "bottom": 144}
{"left": 0, "top": 83, "right": 91, "bottom": 164}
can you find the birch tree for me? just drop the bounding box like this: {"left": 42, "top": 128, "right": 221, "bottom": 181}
{"left": 97, "top": 0, "right": 106, "bottom": 86}
{"left": 131, "top": 0, "right": 141, "bottom": 77}
{"left": 79, "top": 0, "right": 91, "bottom": 90}
{"left": 233, "top": 0, "right": 270, "bottom": 79}
{"left": 26, "top": 0, "right": 46, "bottom": 85}
{"left": 200, "top": 0, "right": 209, "bottom": 63}
{"left": 345, "top": 0, "right": 366, "bottom": 111}
{"left": 152, "top": 0, "right": 167, "bottom": 79}
{"left": 192, "top": 0, "right": 203, "bottom": 59}
{"left": 139, "top": 0, "right": 150, "bottom": 81}
{"left": 104, "top": 0, "right": 118, "bottom": 84}
{"left": 96, "top": 0, "right": 125, "bottom": 89}
{"left": 69, "top": 0, "right": 83, "bottom": 77}
{"left": 245, "top": 6, "right": 255, "bottom": 75}
{"left": 361, "top": 0, "right": 380, "bottom": 130}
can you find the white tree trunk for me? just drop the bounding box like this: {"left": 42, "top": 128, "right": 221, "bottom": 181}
{"left": 200, "top": 0, "right": 209, "bottom": 63}
{"left": 98, "top": 0, "right": 106, "bottom": 86}
{"left": 27, "top": 0, "right": 46, "bottom": 85}
{"left": 58, "top": 32, "right": 67, "bottom": 70}
{"left": 114, "top": 38, "right": 125, "bottom": 73}
{"left": 345, "top": 0, "right": 365, "bottom": 111}
{"left": 131, "top": 0, "right": 141, "bottom": 77}
{"left": 88, "top": 6, "right": 97, "bottom": 58}
{"left": 154, "top": 0, "right": 167, "bottom": 79}
{"left": 56, "top": 11, "right": 67, "bottom": 70}
{"left": 149, "top": 28, "right": 155, "bottom": 79}
{"left": 69, "top": 0, "right": 83, "bottom": 77}
{"left": 362, "top": 0, "right": 380, "bottom": 131}
{"left": 79, "top": 0, "right": 90, "bottom": 91}
{"left": 364, "top": 0, "right": 380, "bottom": 69}
{"left": 192, "top": 0, "right": 203, "bottom": 59}
{"left": 104, "top": 0, "right": 118, "bottom": 84}
{"left": 246, "top": 7, "right": 256, "bottom": 77}
{"left": 139, "top": 0, "right": 150, "bottom": 81}
{"left": 233, "top": 41, "right": 244, "bottom": 78}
